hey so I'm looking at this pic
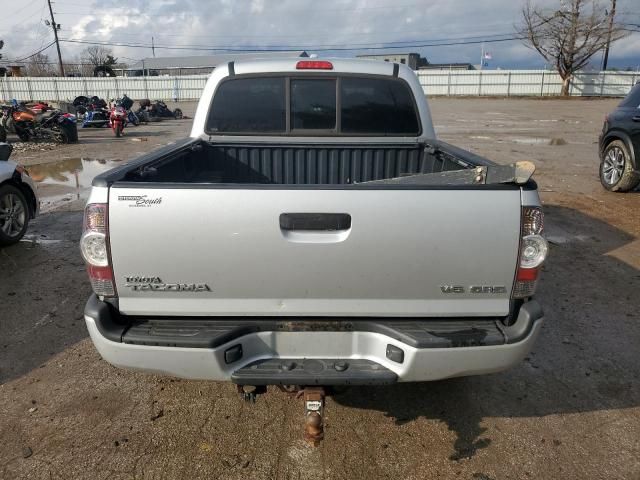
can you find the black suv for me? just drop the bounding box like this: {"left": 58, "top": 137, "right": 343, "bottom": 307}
{"left": 599, "top": 82, "right": 640, "bottom": 192}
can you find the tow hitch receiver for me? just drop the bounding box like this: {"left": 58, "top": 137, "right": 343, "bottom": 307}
{"left": 237, "top": 384, "right": 267, "bottom": 403}
{"left": 301, "top": 387, "right": 325, "bottom": 446}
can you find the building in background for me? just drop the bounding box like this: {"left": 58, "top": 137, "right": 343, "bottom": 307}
{"left": 0, "top": 65, "right": 25, "bottom": 77}
{"left": 419, "top": 63, "right": 475, "bottom": 71}
{"left": 124, "top": 51, "right": 309, "bottom": 76}
{"left": 356, "top": 53, "right": 427, "bottom": 70}
{"left": 356, "top": 53, "right": 474, "bottom": 71}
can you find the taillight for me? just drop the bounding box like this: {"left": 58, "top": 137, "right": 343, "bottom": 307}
{"left": 512, "top": 207, "right": 548, "bottom": 299}
{"left": 80, "top": 203, "right": 116, "bottom": 297}
{"left": 296, "top": 60, "right": 333, "bottom": 70}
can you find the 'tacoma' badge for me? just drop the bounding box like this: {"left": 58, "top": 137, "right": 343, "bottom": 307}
{"left": 125, "top": 276, "right": 211, "bottom": 292}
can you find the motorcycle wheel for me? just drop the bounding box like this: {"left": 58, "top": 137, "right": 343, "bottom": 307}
{"left": 73, "top": 96, "right": 89, "bottom": 107}
{"left": 16, "top": 129, "right": 30, "bottom": 142}
{"left": 114, "top": 122, "right": 123, "bottom": 137}
{"left": 51, "top": 124, "right": 69, "bottom": 144}
{"left": 130, "top": 113, "right": 140, "bottom": 126}
{"left": 62, "top": 123, "right": 78, "bottom": 143}
{"left": 173, "top": 108, "right": 183, "bottom": 119}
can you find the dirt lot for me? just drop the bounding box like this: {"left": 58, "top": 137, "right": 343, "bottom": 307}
{"left": 1, "top": 98, "right": 638, "bottom": 480}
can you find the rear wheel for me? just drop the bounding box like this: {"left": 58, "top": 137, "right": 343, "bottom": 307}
{"left": 51, "top": 124, "right": 70, "bottom": 143}
{"left": 137, "top": 110, "right": 149, "bottom": 123}
{"left": 73, "top": 96, "right": 89, "bottom": 107}
{"left": 600, "top": 140, "right": 640, "bottom": 192}
{"left": 16, "top": 127, "right": 30, "bottom": 142}
{"left": 173, "top": 108, "right": 183, "bottom": 119}
{"left": 0, "top": 185, "right": 29, "bottom": 246}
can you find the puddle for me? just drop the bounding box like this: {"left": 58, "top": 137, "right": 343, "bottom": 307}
{"left": 509, "top": 137, "right": 567, "bottom": 146}
{"left": 26, "top": 158, "right": 123, "bottom": 210}
{"left": 20, "top": 235, "right": 63, "bottom": 246}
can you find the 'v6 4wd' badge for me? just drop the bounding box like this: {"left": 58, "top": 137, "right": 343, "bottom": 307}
{"left": 441, "top": 285, "right": 506, "bottom": 294}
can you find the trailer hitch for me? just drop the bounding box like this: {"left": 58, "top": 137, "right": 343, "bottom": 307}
{"left": 299, "top": 387, "right": 326, "bottom": 446}
{"left": 236, "top": 384, "right": 327, "bottom": 445}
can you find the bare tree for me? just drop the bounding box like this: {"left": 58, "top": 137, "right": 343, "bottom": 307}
{"left": 81, "top": 45, "right": 118, "bottom": 67}
{"left": 518, "top": 0, "right": 627, "bottom": 96}
{"left": 25, "top": 53, "right": 56, "bottom": 77}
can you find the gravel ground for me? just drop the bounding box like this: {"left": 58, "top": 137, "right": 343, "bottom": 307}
{"left": 0, "top": 98, "right": 639, "bottom": 480}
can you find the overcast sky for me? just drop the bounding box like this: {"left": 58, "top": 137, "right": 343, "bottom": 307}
{"left": 1, "top": 0, "right": 639, "bottom": 69}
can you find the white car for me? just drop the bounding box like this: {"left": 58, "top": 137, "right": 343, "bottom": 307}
{"left": 0, "top": 143, "right": 39, "bottom": 245}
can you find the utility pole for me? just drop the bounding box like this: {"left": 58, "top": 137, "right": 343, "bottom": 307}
{"left": 601, "top": 0, "right": 617, "bottom": 71}
{"left": 152, "top": 36, "right": 156, "bottom": 58}
{"left": 46, "top": 0, "right": 65, "bottom": 76}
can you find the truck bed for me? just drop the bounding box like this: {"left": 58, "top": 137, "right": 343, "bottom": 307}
{"left": 94, "top": 138, "right": 494, "bottom": 187}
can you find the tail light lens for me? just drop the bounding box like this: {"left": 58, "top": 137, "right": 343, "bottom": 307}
{"left": 296, "top": 60, "right": 333, "bottom": 70}
{"left": 80, "top": 203, "right": 116, "bottom": 297}
{"left": 513, "top": 207, "right": 548, "bottom": 299}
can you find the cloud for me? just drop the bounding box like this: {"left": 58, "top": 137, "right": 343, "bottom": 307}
{"left": 1, "top": 0, "right": 638, "bottom": 69}
{"left": 250, "top": 0, "right": 265, "bottom": 14}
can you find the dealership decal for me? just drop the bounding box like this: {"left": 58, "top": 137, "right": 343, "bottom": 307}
{"left": 117, "top": 195, "right": 162, "bottom": 207}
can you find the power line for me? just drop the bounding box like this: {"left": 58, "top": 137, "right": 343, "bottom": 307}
{"left": 57, "top": 27, "right": 520, "bottom": 42}
{"left": 4, "top": 40, "right": 57, "bottom": 63}
{"left": 59, "top": 35, "right": 524, "bottom": 53}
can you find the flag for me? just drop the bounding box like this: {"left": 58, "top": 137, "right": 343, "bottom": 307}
{"left": 483, "top": 52, "right": 492, "bottom": 60}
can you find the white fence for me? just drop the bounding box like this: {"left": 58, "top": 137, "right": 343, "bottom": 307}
{"left": 417, "top": 69, "right": 638, "bottom": 97}
{"left": 0, "top": 75, "right": 208, "bottom": 102}
{"left": 1, "top": 70, "right": 638, "bottom": 102}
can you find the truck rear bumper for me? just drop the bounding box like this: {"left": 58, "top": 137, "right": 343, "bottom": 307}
{"left": 84, "top": 296, "right": 543, "bottom": 384}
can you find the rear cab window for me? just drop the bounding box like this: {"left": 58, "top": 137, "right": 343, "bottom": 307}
{"left": 206, "top": 74, "right": 420, "bottom": 136}
{"left": 208, "top": 77, "right": 286, "bottom": 133}
{"left": 291, "top": 79, "right": 337, "bottom": 130}
{"left": 340, "top": 77, "right": 420, "bottom": 134}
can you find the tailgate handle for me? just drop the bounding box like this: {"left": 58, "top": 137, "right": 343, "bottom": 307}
{"left": 279, "top": 213, "right": 351, "bottom": 231}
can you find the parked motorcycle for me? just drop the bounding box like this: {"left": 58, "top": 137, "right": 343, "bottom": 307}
{"left": 119, "top": 94, "right": 140, "bottom": 127}
{"left": 139, "top": 99, "right": 183, "bottom": 120}
{"left": 74, "top": 96, "right": 110, "bottom": 128}
{"left": 29, "top": 101, "right": 53, "bottom": 114}
{"left": 0, "top": 100, "right": 78, "bottom": 143}
{"left": 109, "top": 99, "right": 127, "bottom": 137}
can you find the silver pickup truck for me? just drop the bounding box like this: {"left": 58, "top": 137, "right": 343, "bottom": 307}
{"left": 81, "top": 59, "right": 547, "bottom": 425}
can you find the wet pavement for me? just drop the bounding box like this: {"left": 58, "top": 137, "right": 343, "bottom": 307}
{"left": 28, "top": 158, "right": 124, "bottom": 210}
{"left": 0, "top": 98, "right": 639, "bottom": 479}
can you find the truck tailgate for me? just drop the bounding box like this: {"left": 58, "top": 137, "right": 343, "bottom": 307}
{"left": 108, "top": 187, "right": 520, "bottom": 317}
